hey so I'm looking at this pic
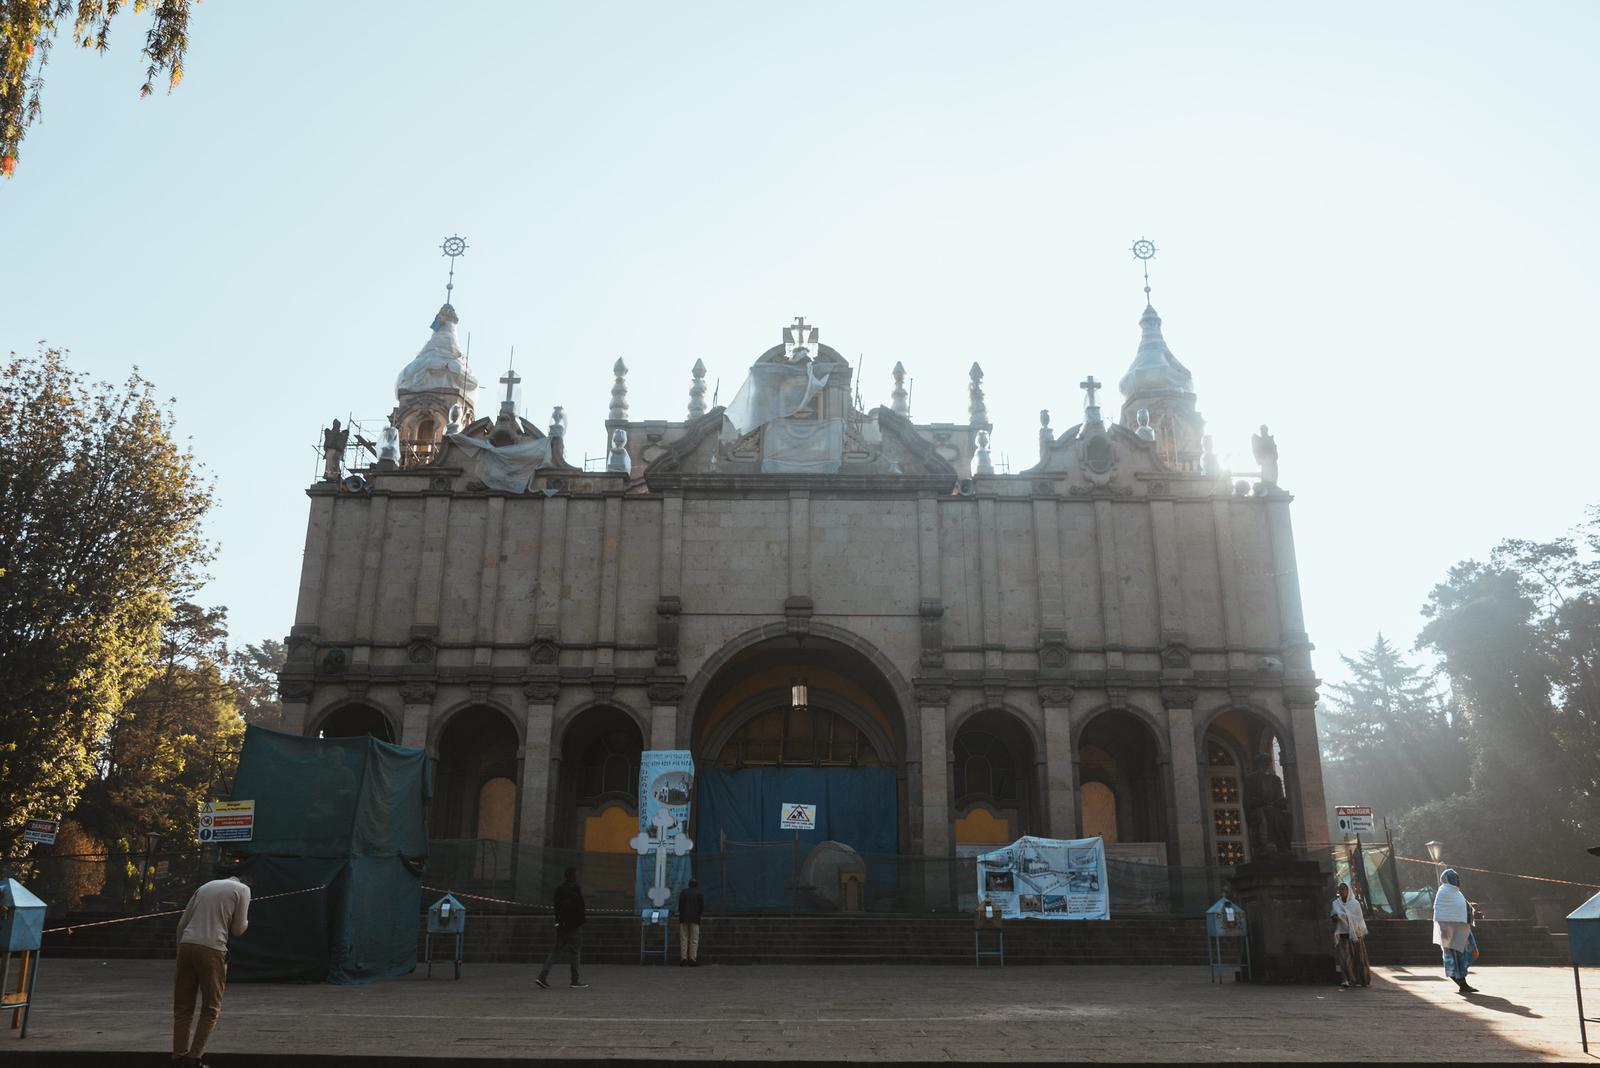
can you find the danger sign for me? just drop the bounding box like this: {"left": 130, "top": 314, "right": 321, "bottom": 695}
{"left": 1335, "top": 805, "right": 1374, "bottom": 835}
{"left": 779, "top": 803, "right": 817, "bottom": 831}
{"left": 198, "top": 800, "right": 255, "bottom": 843}
{"left": 22, "top": 818, "right": 60, "bottom": 845}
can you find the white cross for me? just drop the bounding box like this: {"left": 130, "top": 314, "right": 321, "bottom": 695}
{"left": 1080, "top": 375, "right": 1102, "bottom": 408}
{"left": 630, "top": 806, "right": 694, "bottom": 908}
{"left": 785, "top": 316, "right": 816, "bottom": 359}
{"left": 500, "top": 368, "right": 521, "bottom": 405}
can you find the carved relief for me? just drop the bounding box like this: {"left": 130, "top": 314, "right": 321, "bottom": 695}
{"left": 529, "top": 639, "right": 560, "bottom": 666}
{"left": 523, "top": 680, "right": 561, "bottom": 703}
{"left": 647, "top": 679, "right": 686, "bottom": 705}
{"left": 399, "top": 682, "right": 436, "bottom": 704}
{"left": 407, "top": 636, "right": 437, "bottom": 664}
{"left": 912, "top": 679, "right": 953, "bottom": 707}
{"left": 1038, "top": 685, "right": 1076, "bottom": 707}
{"left": 319, "top": 648, "right": 349, "bottom": 675}
{"left": 1160, "top": 643, "right": 1192, "bottom": 669}
{"left": 655, "top": 596, "right": 682, "bottom": 666}
{"left": 918, "top": 599, "right": 944, "bottom": 668}
{"left": 1038, "top": 638, "right": 1070, "bottom": 671}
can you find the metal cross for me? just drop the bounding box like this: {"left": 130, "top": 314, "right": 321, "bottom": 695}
{"left": 1130, "top": 236, "right": 1157, "bottom": 302}
{"left": 629, "top": 807, "right": 694, "bottom": 908}
{"left": 1080, "top": 375, "right": 1102, "bottom": 408}
{"left": 499, "top": 366, "right": 521, "bottom": 405}
{"left": 440, "top": 234, "right": 468, "bottom": 304}
{"left": 785, "top": 316, "right": 816, "bottom": 358}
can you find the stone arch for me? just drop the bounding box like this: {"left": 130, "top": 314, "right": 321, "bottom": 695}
{"left": 428, "top": 697, "right": 524, "bottom": 754}
{"left": 429, "top": 704, "right": 522, "bottom": 861}
{"left": 308, "top": 700, "right": 397, "bottom": 743}
{"left": 1197, "top": 703, "right": 1299, "bottom": 860}
{"left": 948, "top": 705, "right": 1043, "bottom": 851}
{"left": 700, "top": 687, "right": 897, "bottom": 769}
{"left": 553, "top": 696, "right": 650, "bottom": 755}
{"left": 552, "top": 704, "right": 646, "bottom": 852}
{"left": 1073, "top": 705, "right": 1171, "bottom": 853}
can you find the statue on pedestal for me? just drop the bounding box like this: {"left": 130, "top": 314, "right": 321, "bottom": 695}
{"left": 1243, "top": 750, "right": 1292, "bottom": 857}
{"left": 1252, "top": 425, "right": 1279, "bottom": 487}
{"left": 321, "top": 420, "right": 349, "bottom": 482}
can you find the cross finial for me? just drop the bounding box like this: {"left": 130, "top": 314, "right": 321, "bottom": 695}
{"left": 1130, "top": 236, "right": 1157, "bottom": 304}
{"left": 499, "top": 358, "right": 521, "bottom": 406}
{"left": 784, "top": 316, "right": 817, "bottom": 358}
{"left": 1080, "top": 375, "right": 1102, "bottom": 407}
{"left": 440, "top": 234, "right": 468, "bottom": 305}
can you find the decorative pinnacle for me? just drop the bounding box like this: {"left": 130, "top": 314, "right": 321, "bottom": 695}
{"left": 688, "top": 358, "right": 708, "bottom": 419}
{"left": 440, "top": 234, "right": 468, "bottom": 305}
{"left": 609, "top": 358, "right": 630, "bottom": 423}
{"left": 1130, "top": 236, "right": 1157, "bottom": 304}
{"left": 891, "top": 361, "right": 909, "bottom": 417}
{"left": 968, "top": 362, "right": 988, "bottom": 428}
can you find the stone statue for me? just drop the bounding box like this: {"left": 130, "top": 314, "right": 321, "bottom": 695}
{"left": 1201, "top": 434, "right": 1221, "bottom": 479}
{"left": 377, "top": 425, "right": 400, "bottom": 469}
{"left": 1252, "top": 424, "right": 1278, "bottom": 486}
{"left": 1243, "top": 750, "right": 1292, "bottom": 857}
{"left": 321, "top": 419, "right": 349, "bottom": 482}
{"left": 444, "top": 404, "right": 463, "bottom": 436}
{"left": 1038, "top": 409, "right": 1052, "bottom": 461}
{"left": 1134, "top": 408, "right": 1156, "bottom": 443}
{"left": 607, "top": 427, "right": 629, "bottom": 473}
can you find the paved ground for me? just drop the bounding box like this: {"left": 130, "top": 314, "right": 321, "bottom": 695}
{"left": 4, "top": 961, "right": 1590, "bottom": 1064}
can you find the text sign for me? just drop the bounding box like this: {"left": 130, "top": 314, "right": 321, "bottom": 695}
{"left": 198, "top": 800, "right": 255, "bottom": 843}
{"left": 780, "top": 803, "right": 817, "bottom": 831}
{"left": 22, "top": 818, "right": 60, "bottom": 845}
{"left": 1335, "top": 805, "right": 1374, "bottom": 835}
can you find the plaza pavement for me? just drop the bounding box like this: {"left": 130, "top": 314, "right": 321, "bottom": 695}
{"left": 4, "top": 961, "right": 1588, "bottom": 1065}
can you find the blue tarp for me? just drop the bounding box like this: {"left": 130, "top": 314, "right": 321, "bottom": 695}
{"left": 696, "top": 767, "right": 896, "bottom": 911}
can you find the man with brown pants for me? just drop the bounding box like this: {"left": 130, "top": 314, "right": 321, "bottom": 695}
{"left": 172, "top": 873, "right": 251, "bottom": 1066}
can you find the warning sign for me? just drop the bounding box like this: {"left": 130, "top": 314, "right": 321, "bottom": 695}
{"left": 22, "top": 818, "right": 60, "bottom": 845}
{"left": 1335, "top": 805, "right": 1374, "bottom": 835}
{"left": 779, "top": 803, "right": 817, "bottom": 831}
{"left": 198, "top": 800, "right": 255, "bottom": 843}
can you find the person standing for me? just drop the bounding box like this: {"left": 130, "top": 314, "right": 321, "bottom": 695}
{"left": 1433, "top": 868, "right": 1478, "bottom": 994}
{"left": 536, "top": 867, "right": 588, "bottom": 989}
{"left": 677, "top": 878, "right": 705, "bottom": 967}
{"left": 1330, "top": 882, "right": 1370, "bottom": 987}
{"left": 172, "top": 872, "right": 251, "bottom": 1066}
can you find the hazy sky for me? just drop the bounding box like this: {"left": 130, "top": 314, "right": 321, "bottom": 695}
{"left": 6, "top": 2, "right": 1597, "bottom": 687}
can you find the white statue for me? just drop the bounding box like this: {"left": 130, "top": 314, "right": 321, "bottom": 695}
{"left": 1252, "top": 424, "right": 1279, "bottom": 486}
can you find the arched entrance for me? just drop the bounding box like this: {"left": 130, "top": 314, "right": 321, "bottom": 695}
{"left": 1077, "top": 710, "right": 1169, "bottom": 850}
{"left": 689, "top": 633, "right": 907, "bottom": 910}
{"left": 313, "top": 704, "right": 395, "bottom": 742}
{"left": 1203, "top": 709, "right": 1289, "bottom": 867}
{"left": 950, "top": 711, "right": 1039, "bottom": 854}
{"left": 554, "top": 706, "right": 643, "bottom": 904}
{"left": 431, "top": 707, "right": 519, "bottom": 883}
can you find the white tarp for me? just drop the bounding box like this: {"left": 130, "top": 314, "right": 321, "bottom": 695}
{"left": 722, "top": 362, "right": 830, "bottom": 438}
{"left": 447, "top": 433, "right": 552, "bottom": 493}
{"left": 761, "top": 417, "right": 844, "bottom": 474}
{"left": 976, "top": 835, "right": 1110, "bottom": 920}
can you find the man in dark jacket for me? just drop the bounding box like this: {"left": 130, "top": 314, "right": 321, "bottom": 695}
{"left": 536, "top": 867, "right": 588, "bottom": 989}
{"left": 677, "top": 878, "right": 705, "bottom": 966}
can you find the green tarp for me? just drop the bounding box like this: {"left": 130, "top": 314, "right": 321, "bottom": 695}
{"left": 225, "top": 726, "right": 430, "bottom": 984}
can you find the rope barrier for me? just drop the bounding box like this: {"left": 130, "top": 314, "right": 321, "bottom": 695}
{"left": 44, "top": 884, "right": 329, "bottom": 936}
{"left": 419, "top": 884, "right": 638, "bottom": 915}
{"left": 1393, "top": 854, "right": 1600, "bottom": 890}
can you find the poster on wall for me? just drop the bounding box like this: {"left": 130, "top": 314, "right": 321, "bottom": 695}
{"left": 975, "top": 836, "right": 1110, "bottom": 921}
{"left": 634, "top": 750, "right": 695, "bottom": 912}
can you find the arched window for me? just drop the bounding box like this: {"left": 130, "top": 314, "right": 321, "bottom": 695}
{"left": 1205, "top": 736, "right": 1248, "bottom": 866}
{"left": 716, "top": 706, "right": 880, "bottom": 768}
{"left": 1154, "top": 413, "right": 1180, "bottom": 465}
{"left": 953, "top": 730, "right": 1017, "bottom": 803}
{"left": 575, "top": 724, "right": 640, "bottom": 801}
{"left": 315, "top": 705, "right": 394, "bottom": 742}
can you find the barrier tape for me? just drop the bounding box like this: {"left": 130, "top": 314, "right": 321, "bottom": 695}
{"left": 420, "top": 884, "right": 637, "bottom": 915}
{"left": 1393, "top": 854, "right": 1600, "bottom": 890}
{"left": 44, "top": 884, "right": 329, "bottom": 936}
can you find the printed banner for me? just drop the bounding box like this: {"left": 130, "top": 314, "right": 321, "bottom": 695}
{"left": 976, "top": 835, "right": 1110, "bottom": 921}
{"left": 635, "top": 750, "right": 695, "bottom": 912}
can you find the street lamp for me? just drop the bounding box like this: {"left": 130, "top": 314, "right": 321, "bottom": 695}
{"left": 1425, "top": 840, "right": 1444, "bottom": 864}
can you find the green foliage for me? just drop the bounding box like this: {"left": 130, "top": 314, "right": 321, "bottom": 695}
{"left": 1318, "top": 634, "right": 1468, "bottom": 820}
{"left": 73, "top": 601, "right": 244, "bottom": 855}
{"left": 230, "top": 638, "right": 285, "bottom": 729}
{"left": 0, "top": 346, "right": 212, "bottom": 857}
{"left": 2, "top": 0, "right": 195, "bottom": 176}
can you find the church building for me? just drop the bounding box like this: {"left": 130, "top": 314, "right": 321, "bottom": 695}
{"left": 279, "top": 255, "right": 1327, "bottom": 905}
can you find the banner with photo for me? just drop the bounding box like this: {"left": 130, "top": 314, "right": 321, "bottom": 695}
{"left": 635, "top": 749, "right": 696, "bottom": 912}
{"left": 976, "top": 835, "right": 1110, "bottom": 920}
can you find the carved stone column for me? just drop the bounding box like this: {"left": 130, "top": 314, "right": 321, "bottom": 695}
{"left": 914, "top": 678, "right": 953, "bottom": 909}
{"left": 518, "top": 681, "right": 560, "bottom": 855}
{"left": 1039, "top": 685, "right": 1077, "bottom": 838}
{"left": 1285, "top": 683, "right": 1329, "bottom": 852}
{"left": 1161, "top": 686, "right": 1206, "bottom": 868}
{"left": 647, "top": 678, "right": 685, "bottom": 751}
{"left": 398, "top": 681, "right": 435, "bottom": 751}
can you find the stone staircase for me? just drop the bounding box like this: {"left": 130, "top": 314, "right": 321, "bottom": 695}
{"left": 42, "top": 911, "right": 1569, "bottom": 968}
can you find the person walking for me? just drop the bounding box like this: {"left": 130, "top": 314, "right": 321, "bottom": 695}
{"left": 172, "top": 872, "right": 251, "bottom": 1067}
{"left": 1330, "top": 881, "right": 1370, "bottom": 987}
{"left": 677, "top": 878, "right": 705, "bottom": 967}
{"left": 1433, "top": 868, "right": 1478, "bottom": 994}
{"left": 536, "top": 867, "right": 588, "bottom": 989}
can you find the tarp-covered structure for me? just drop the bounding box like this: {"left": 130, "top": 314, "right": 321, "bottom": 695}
{"left": 225, "top": 726, "right": 430, "bottom": 984}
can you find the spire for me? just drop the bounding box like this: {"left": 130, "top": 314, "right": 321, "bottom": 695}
{"left": 397, "top": 302, "right": 477, "bottom": 398}
{"left": 968, "top": 362, "right": 989, "bottom": 427}
{"left": 608, "top": 359, "right": 630, "bottom": 422}
{"left": 891, "top": 362, "right": 909, "bottom": 417}
{"left": 688, "top": 359, "right": 707, "bottom": 419}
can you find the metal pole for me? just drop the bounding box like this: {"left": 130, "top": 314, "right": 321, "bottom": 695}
{"left": 1577, "top": 966, "right": 1588, "bottom": 1054}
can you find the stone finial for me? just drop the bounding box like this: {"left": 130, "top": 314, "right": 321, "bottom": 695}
{"left": 1038, "top": 409, "right": 1053, "bottom": 460}
{"left": 549, "top": 405, "right": 567, "bottom": 439}
{"left": 968, "top": 362, "right": 988, "bottom": 427}
{"left": 377, "top": 425, "right": 401, "bottom": 469}
{"left": 1135, "top": 407, "right": 1156, "bottom": 442}
{"left": 608, "top": 358, "right": 629, "bottom": 422}
{"left": 1080, "top": 375, "right": 1104, "bottom": 433}
{"left": 688, "top": 359, "right": 708, "bottom": 419}
{"left": 891, "top": 361, "right": 910, "bottom": 417}
{"left": 1252, "top": 424, "right": 1279, "bottom": 486}
{"left": 974, "top": 428, "right": 994, "bottom": 476}
{"left": 607, "top": 427, "right": 629, "bottom": 473}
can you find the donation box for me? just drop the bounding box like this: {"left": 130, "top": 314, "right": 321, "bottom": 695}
{"left": 0, "top": 881, "right": 45, "bottom": 953}
{"left": 427, "top": 893, "right": 466, "bottom": 935}
{"left": 1568, "top": 890, "right": 1600, "bottom": 966}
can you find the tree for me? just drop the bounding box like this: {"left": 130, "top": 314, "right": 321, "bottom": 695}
{"left": 230, "top": 638, "right": 285, "bottom": 729}
{"left": 0, "top": 346, "right": 212, "bottom": 857}
{"left": 1318, "top": 634, "right": 1468, "bottom": 822}
{"left": 2, "top": 0, "right": 195, "bottom": 177}
{"left": 73, "top": 602, "right": 244, "bottom": 858}
{"left": 1396, "top": 509, "right": 1600, "bottom": 885}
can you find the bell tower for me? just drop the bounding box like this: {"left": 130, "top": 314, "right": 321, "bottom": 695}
{"left": 390, "top": 236, "right": 479, "bottom": 465}
{"left": 1118, "top": 238, "right": 1204, "bottom": 471}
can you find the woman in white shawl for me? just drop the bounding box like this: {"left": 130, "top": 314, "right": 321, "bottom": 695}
{"left": 1331, "top": 882, "right": 1370, "bottom": 987}
{"left": 1433, "top": 868, "right": 1478, "bottom": 993}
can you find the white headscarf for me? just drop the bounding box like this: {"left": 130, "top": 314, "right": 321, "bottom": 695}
{"left": 1433, "top": 869, "right": 1470, "bottom": 924}
{"left": 1332, "top": 887, "right": 1369, "bottom": 939}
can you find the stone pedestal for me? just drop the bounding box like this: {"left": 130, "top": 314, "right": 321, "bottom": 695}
{"left": 1231, "top": 857, "right": 1335, "bottom": 983}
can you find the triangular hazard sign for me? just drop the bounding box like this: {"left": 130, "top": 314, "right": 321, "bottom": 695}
{"left": 788, "top": 805, "right": 808, "bottom": 820}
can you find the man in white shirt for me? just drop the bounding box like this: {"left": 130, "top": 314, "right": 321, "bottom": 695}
{"left": 172, "top": 873, "right": 251, "bottom": 1066}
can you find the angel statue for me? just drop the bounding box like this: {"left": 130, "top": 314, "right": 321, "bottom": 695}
{"left": 1251, "top": 425, "right": 1279, "bottom": 486}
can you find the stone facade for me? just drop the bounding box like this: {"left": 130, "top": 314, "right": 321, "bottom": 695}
{"left": 282, "top": 305, "right": 1326, "bottom": 877}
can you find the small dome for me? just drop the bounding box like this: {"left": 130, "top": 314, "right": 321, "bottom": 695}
{"left": 396, "top": 303, "right": 479, "bottom": 398}
{"left": 1118, "top": 304, "right": 1193, "bottom": 398}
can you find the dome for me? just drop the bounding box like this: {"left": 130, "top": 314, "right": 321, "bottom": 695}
{"left": 1118, "top": 304, "right": 1193, "bottom": 399}
{"left": 395, "top": 303, "right": 479, "bottom": 398}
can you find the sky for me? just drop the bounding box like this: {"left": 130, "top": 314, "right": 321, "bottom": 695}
{"left": 5, "top": 1, "right": 1598, "bottom": 688}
